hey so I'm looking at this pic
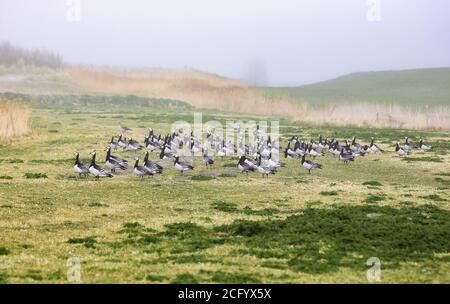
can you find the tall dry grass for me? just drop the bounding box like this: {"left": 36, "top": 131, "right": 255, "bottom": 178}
{"left": 67, "top": 67, "right": 306, "bottom": 116}
{"left": 297, "top": 103, "right": 450, "bottom": 131}
{"left": 0, "top": 97, "right": 30, "bottom": 141}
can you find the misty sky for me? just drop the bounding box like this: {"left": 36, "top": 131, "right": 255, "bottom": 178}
{"left": 1, "top": 0, "right": 449, "bottom": 86}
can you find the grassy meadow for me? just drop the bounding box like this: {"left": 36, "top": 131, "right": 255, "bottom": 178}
{"left": 0, "top": 98, "right": 449, "bottom": 283}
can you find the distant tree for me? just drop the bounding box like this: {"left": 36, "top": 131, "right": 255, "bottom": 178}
{"left": 0, "top": 41, "right": 64, "bottom": 69}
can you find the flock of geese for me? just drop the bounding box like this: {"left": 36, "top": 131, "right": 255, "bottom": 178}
{"left": 73, "top": 125, "right": 433, "bottom": 179}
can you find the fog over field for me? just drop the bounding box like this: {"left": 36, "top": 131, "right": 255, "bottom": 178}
{"left": 1, "top": 0, "right": 450, "bottom": 85}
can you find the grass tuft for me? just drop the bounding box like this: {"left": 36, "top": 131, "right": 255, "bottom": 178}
{"left": 363, "top": 194, "right": 387, "bottom": 204}
{"left": 320, "top": 191, "right": 339, "bottom": 196}
{"left": 212, "top": 201, "right": 238, "bottom": 213}
{"left": 67, "top": 236, "right": 97, "bottom": 248}
{"left": 190, "top": 175, "right": 215, "bottom": 181}
{"left": 419, "top": 194, "right": 447, "bottom": 202}
{"left": 362, "top": 181, "right": 383, "bottom": 187}
{"left": 0, "top": 246, "right": 10, "bottom": 255}
{"left": 24, "top": 172, "right": 48, "bottom": 179}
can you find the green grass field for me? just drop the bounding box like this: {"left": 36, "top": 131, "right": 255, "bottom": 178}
{"left": 257, "top": 67, "right": 450, "bottom": 107}
{"left": 0, "top": 99, "right": 449, "bottom": 283}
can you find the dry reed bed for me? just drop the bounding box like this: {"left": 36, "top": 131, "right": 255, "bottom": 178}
{"left": 298, "top": 103, "right": 450, "bottom": 130}
{"left": 0, "top": 97, "right": 30, "bottom": 141}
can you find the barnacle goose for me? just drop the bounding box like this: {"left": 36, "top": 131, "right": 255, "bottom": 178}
{"left": 160, "top": 146, "right": 176, "bottom": 160}
{"left": 117, "top": 135, "right": 128, "bottom": 149}
{"left": 89, "top": 151, "right": 113, "bottom": 178}
{"left": 105, "top": 146, "right": 127, "bottom": 165}
{"left": 144, "top": 134, "right": 161, "bottom": 152}
{"left": 350, "top": 136, "right": 363, "bottom": 153}
{"left": 310, "top": 137, "right": 319, "bottom": 150}
{"left": 369, "top": 137, "right": 384, "bottom": 153}
{"left": 202, "top": 149, "right": 214, "bottom": 168}
{"left": 174, "top": 156, "right": 194, "bottom": 175}
{"left": 294, "top": 141, "right": 307, "bottom": 157}
{"left": 217, "top": 140, "right": 234, "bottom": 157}
{"left": 237, "top": 156, "right": 255, "bottom": 174}
{"left": 127, "top": 138, "right": 143, "bottom": 152}
{"left": 256, "top": 154, "right": 277, "bottom": 178}
{"left": 133, "top": 157, "right": 150, "bottom": 179}
{"left": 261, "top": 152, "right": 285, "bottom": 168}
{"left": 404, "top": 137, "right": 414, "bottom": 152}
{"left": 418, "top": 139, "right": 432, "bottom": 151}
{"left": 284, "top": 142, "right": 297, "bottom": 159}
{"left": 190, "top": 139, "right": 202, "bottom": 155}
{"left": 105, "top": 147, "right": 128, "bottom": 173}
{"left": 109, "top": 136, "right": 119, "bottom": 150}
{"left": 143, "top": 151, "right": 163, "bottom": 175}
{"left": 73, "top": 152, "right": 89, "bottom": 177}
{"left": 329, "top": 142, "right": 342, "bottom": 157}
{"left": 307, "top": 144, "right": 325, "bottom": 159}
{"left": 301, "top": 154, "right": 322, "bottom": 174}
{"left": 395, "top": 142, "right": 407, "bottom": 156}
{"left": 339, "top": 148, "right": 355, "bottom": 163}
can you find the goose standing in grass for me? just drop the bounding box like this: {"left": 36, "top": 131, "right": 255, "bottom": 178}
{"left": 217, "top": 140, "right": 234, "bottom": 158}
{"left": 261, "top": 152, "right": 285, "bottom": 168}
{"left": 256, "top": 154, "right": 277, "bottom": 178}
{"left": 118, "top": 135, "right": 128, "bottom": 150}
{"left": 127, "top": 138, "right": 143, "bottom": 152}
{"left": 369, "top": 137, "right": 384, "bottom": 153}
{"left": 418, "top": 139, "right": 432, "bottom": 151}
{"left": 143, "top": 151, "right": 163, "bottom": 175}
{"left": 105, "top": 147, "right": 127, "bottom": 173}
{"left": 339, "top": 148, "right": 355, "bottom": 163}
{"left": 73, "top": 152, "right": 89, "bottom": 177}
{"left": 202, "top": 149, "right": 214, "bottom": 168}
{"left": 350, "top": 136, "right": 363, "bottom": 153}
{"left": 308, "top": 144, "right": 325, "bottom": 159}
{"left": 109, "top": 136, "right": 119, "bottom": 150}
{"left": 404, "top": 137, "right": 414, "bottom": 152}
{"left": 310, "top": 136, "right": 320, "bottom": 149}
{"left": 238, "top": 142, "right": 250, "bottom": 156}
{"left": 160, "top": 146, "right": 176, "bottom": 160}
{"left": 190, "top": 139, "right": 202, "bottom": 155}
{"left": 89, "top": 151, "right": 113, "bottom": 178}
{"left": 300, "top": 154, "right": 322, "bottom": 174}
{"left": 133, "top": 158, "right": 150, "bottom": 179}
{"left": 294, "top": 141, "right": 307, "bottom": 157}
{"left": 174, "top": 156, "right": 194, "bottom": 175}
{"left": 330, "top": 143, "right": 342, "bottom": 157}
{"left": 105, "top": 146, "right": 128, "bottom": 164}
{"left": 395, "top": 142, "right": 407, "bottom": 157}
{"left": 144, "top": 136, "right": 161, "bottom": 153}
{"left": 284, "top": 142, "right": 297, "bottom": 159}
{"left": 237, "top": 156, "right": 255, "bottom": 174}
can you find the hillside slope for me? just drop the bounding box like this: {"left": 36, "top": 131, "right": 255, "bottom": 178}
{"left": 258, "top": 68, "right": 450, "bottom": 107}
